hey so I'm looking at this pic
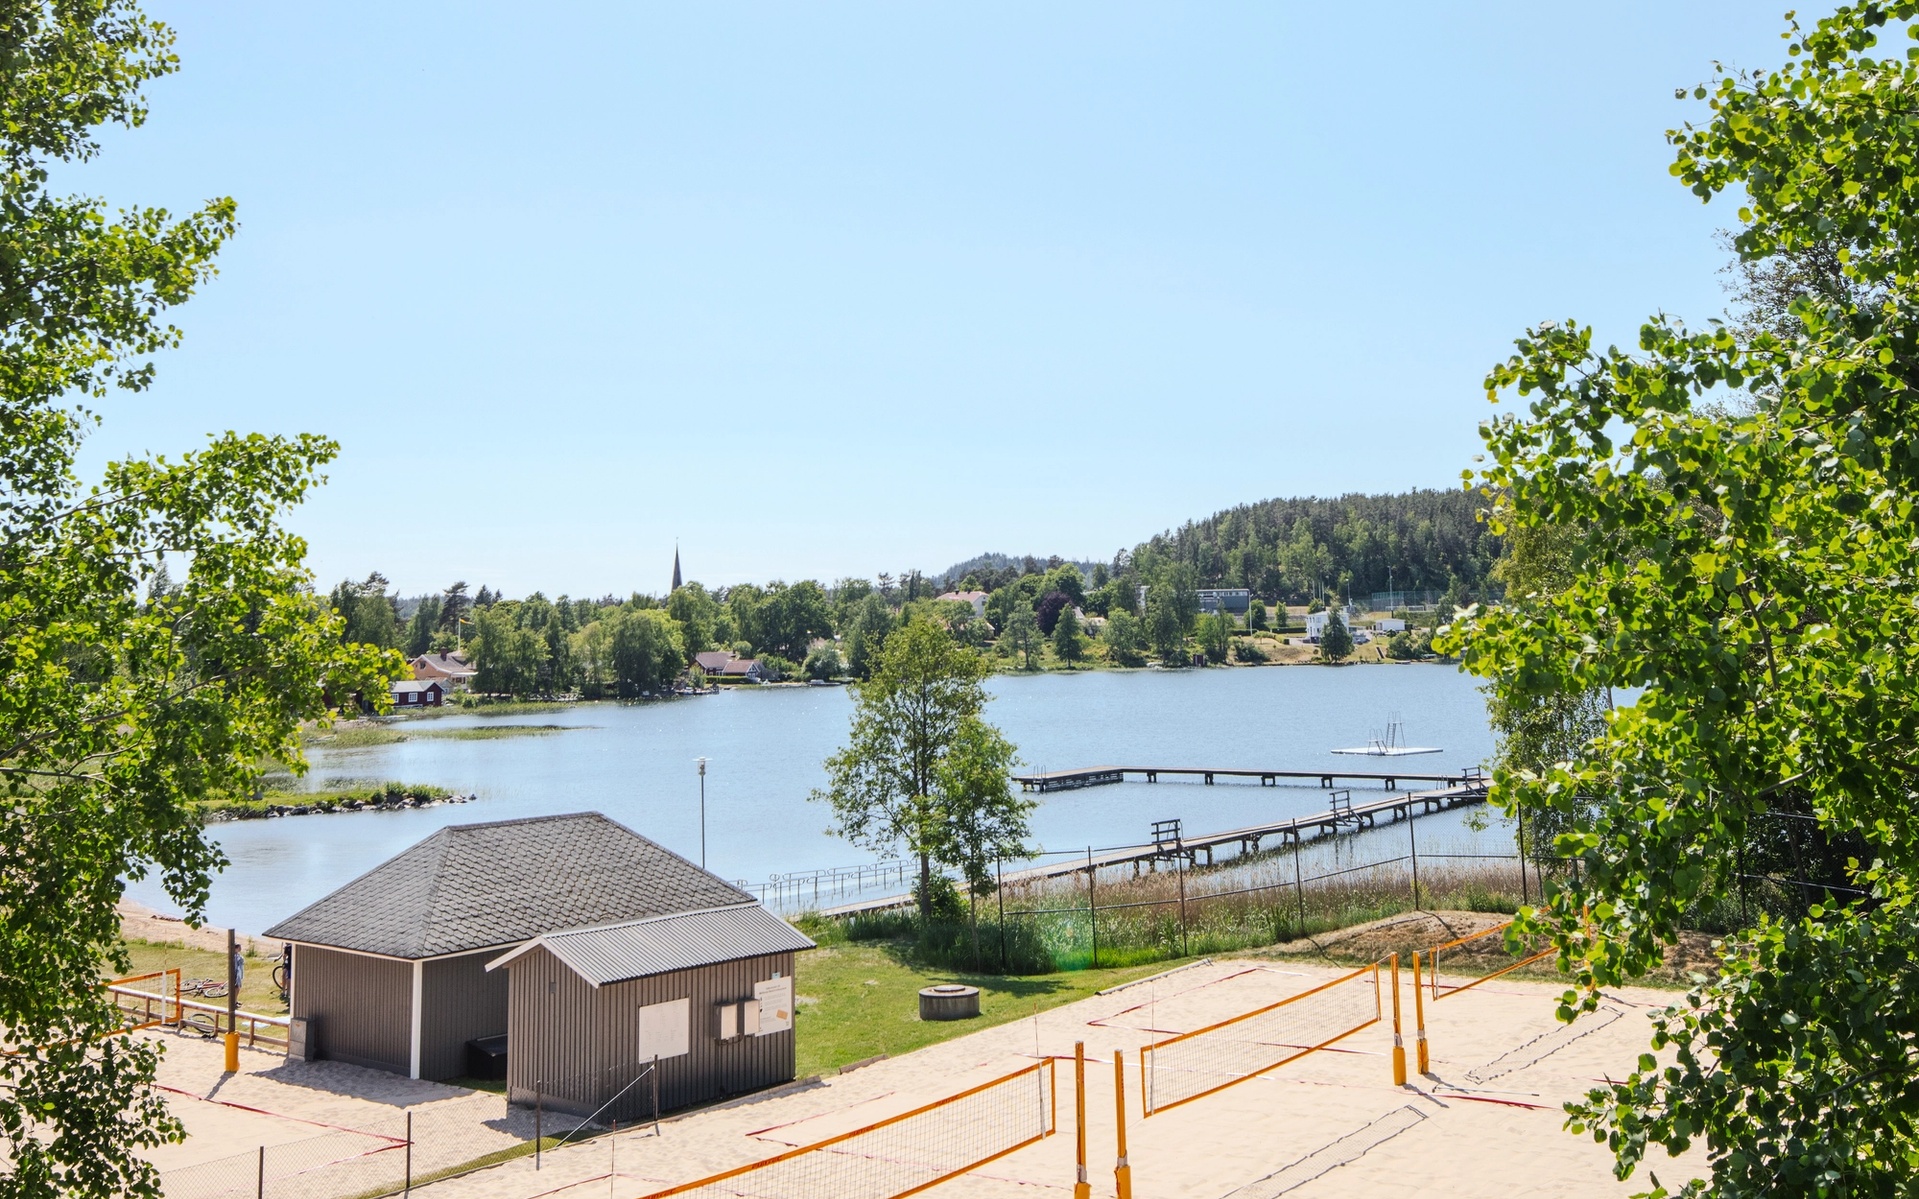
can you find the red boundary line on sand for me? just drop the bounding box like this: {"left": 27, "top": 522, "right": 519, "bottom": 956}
{"left": 1449, "top": 1093, "right": 1557, "bottom": 1111}
{"left": 1087, "top": 967, "right": 1263, "bottom": 1029}
{"left": 153, "top": 1084, "right": 407, "bottom": 1143}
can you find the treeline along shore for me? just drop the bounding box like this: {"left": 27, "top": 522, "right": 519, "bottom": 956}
{"left": 312, "top": 487, "right": 1496, "bottom": 700}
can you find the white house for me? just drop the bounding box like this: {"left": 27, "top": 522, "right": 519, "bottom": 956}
{"left": 936, "top": 590, "right": 988, "bottom": 619}
{"left": 1304, "top": 604, "right": 1363, "bottom": 641}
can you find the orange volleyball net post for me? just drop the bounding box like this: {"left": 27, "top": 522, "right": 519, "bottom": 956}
{"left": 1112, "top": 1049, "right": 1133, "bottom": 1199}
{"left": 1412, "top": 950, "right": 1429, "bottom": 1075}
{"left": 1389, "top": 953, "right": 1406, "bottom": 1086}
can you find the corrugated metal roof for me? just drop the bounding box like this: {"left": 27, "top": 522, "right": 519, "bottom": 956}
{"left": 487, "top": 903, "right": 815, "bottom": 986}
{"left": 264, "top": 812, "right": 752, "bottom": 959}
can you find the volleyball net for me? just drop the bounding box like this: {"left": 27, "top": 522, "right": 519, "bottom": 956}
{"left": 1426, "top": 922, "right": 1554, "bottom": 1001}
{"left": 636, "top": 1058, "right": 1055, "bottom": 1199}
{"left": 1139, "top": 963, "right": 1381, "bottom": 1116}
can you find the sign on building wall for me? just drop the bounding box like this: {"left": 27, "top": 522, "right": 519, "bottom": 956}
{"left": 638, "top": 997, "right": 690, "bottom": 1060}
{"left": 755, "top": 975, "right": 793, "bottom": 1035}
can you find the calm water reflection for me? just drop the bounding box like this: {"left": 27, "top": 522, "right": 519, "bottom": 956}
{"left": 125, "top": 664, "right": 1500, "bottom": 932}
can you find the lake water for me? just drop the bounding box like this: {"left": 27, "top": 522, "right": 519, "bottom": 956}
{"left": 124, "top": 664, "right": 1505, "bottom": 933}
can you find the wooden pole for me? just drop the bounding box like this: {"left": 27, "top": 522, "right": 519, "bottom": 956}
{"left": 1407, "top": 808, "right": 1420, "bottom": 910}
{"left": 1176, "top": 849, "right": 1188, "bottom": 958}
{"left": 404, "top": 1110, "right": 413, "bottom": 1194}
{"left": 256, "top": 1145, "right": 264, "bottom": 1199}
{"left": 535, "top": 1084, "right": 543, "bottom": 1170}
{"left": 1073, "top": 1042, "right": 1090, "bottom": 1199}
{"left": 1113, "top": 1049, "right": 1133, "bottom": 1199}
{"left": 1412, "top": 950, "right": 1430, "bottom": 1074}
{"left": 1390, "top": 953, "right": 1406, "bottom": 1086}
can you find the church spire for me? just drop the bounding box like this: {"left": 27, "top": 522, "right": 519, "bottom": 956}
{"left": 671, "top": 545, "right": 683, "bottom": 592}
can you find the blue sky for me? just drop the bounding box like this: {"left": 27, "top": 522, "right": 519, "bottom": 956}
{"left": 68, "top": 3, "right": 1783, "bottom": 597}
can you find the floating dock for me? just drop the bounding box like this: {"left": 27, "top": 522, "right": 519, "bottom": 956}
{"left": 1011, "top": 765, "right": 1478, "bottom": 793}
{"left": 818, "top": 773, "right": 1489, "bottom": 918}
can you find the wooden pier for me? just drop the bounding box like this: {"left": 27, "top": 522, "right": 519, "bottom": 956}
{"left": 817, "top": 774, "right": 1490, "bottom": 918}
{"left": 1012, "top": 764, "right": 1481, "bottom": 793}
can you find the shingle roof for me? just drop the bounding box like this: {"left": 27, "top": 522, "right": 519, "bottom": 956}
{"left": 486, "top": 903, "right": 815, "bottom": 986}
{"left": 264, "top": 813, "right": 752, "bottom": 959}
{"left": 391, "top": 679, "right": 442, "bottom": 693}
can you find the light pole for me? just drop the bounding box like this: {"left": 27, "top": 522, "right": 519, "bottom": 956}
{"left": 695, "top": 758, "right": 709, "bottom": 869}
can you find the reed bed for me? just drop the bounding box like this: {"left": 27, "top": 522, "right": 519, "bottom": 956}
{"left": 826, "top": 830, "right": 1533, "bottom": 975}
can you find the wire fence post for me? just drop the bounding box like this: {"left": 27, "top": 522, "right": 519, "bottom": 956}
{"left": 404, "top": 1110, "right": 413, "bottom": 1194}
{"left": 256, "top": 1144, "right": 264, "bottom": 1199}
{"left": 1086, "top": 847, "right": 1097, "bottom": 970}
{"left": 1407, "top": 804, "right": 1420, "bottom": 910}
{"left": 651, "top": 1056, "right": 661, "bottom": 1135}
{"left": 997, "top": 853, "right": 1008, "bottom": 973}
{"left": 535, "top": 1083, "right": 543, "bottom": 1170}
{"left": 1517, "top": 807, "right": 1529, "bottom": 906}
{"left": 1292, "top": 826, "right": 1305, "bottom": 935}
{"left": 1176, "top": 848, "right": 1188, "bottom": 958}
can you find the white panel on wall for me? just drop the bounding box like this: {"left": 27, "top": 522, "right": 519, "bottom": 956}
{"left": 638, "top": 997, "right": 690, "bottom": 1060}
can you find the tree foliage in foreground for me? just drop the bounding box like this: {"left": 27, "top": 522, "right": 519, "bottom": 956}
{"left": 0, "top": 4, "right": 394, "bottom": 1195}
{"left": 1449, "top": 6, "right": 1919, "bottom": 1194}
{"left": 812, "top": 619, "right": 1032, "bottom": 921}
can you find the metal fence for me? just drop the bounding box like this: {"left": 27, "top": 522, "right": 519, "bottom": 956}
{"left": 158, "top": 1093, "right": 592, "bottom": 1199}
{"left": 740, "top": 859, "right": 915, "bottom": 913}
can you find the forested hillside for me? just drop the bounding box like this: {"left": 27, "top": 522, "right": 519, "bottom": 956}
{"left": 335, "top": 487, "right": 1497, "bottom": 697}
{"left": 1125, "top": 488, "right": 1497, "bottom": 605}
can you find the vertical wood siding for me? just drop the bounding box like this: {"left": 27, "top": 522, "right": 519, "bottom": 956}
{"left": 420, "top": 949, "right": 512, "bottom": 1081}
{"left": 291, "top": 946, "right": 412, "bottom": 1073}
{"left": 505, "top": 950, "right": 797, "bottom": 1119}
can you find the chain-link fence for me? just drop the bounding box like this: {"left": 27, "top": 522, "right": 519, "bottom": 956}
{"left": 159, "top": 1092, "right": 593, "bottom": 1199}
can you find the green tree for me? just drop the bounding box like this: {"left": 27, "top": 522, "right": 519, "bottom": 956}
{"left": 608, "top": 607, "right": 684, "bottom": 696}
{"left": 1198, "top": 609, "right": 1233, "bottom": 664}
{"left": 1317, "top": 610, "right": 1352, "bottom": 663}
{"left": 438, "top": 580, "right": 471, "bottom": 639}
{"left": 667, "top": 583, "right": 721, "bottom": 657}
{"left": 0, "top": 7, "right": 396, "bottom": 1193}
{"left": 470, "top": 604, "right": 546, "bottom": 695}
{"left": 1000, "top": 606, "right": 1042, "bottom": 670}
{"left": 843, "top": 592, "right": 896, "bottom": 680}
{"left": 812, "top": 621, "right": 1029, "bottom": 921}
{"left": 330, "top": 571, "right": 402, "bottom": 649}
{"left": 1446, "top": 9, "right": 1919, "bottom": 1192}
{"left": 1247, "top": 597, "right": 1269, "bottom": 631}
{"left": 1052, "top": 605, "right": 1085, "bottom": 666}
{"left": 1146, "top": 590, "right": 1185, "bottom": 663}
{"left": 757, "top": 580, "right": 834, "bottom": 661}
{"left": 1100, "top": 610, "right": 1148, "bottom": 666}
{"left": 803, "top": 642, "right": 844, "bottom": 680}
{"left": 404, "top": 595, "right": 442, "bottom": 657}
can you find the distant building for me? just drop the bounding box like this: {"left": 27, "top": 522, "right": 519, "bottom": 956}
{"left": 390, "top": 679, "right": 445, "bottom": 708}
{"left": 720, "top": 658, "right": 775, "bottom": 684}
{"left": 1304, "top": 604, "right": 1363, "bottom": 641}
{"left": 671, "top": 547, "right": 683, "bottom": 593}
{"left": 936, "top": 590, "right": 988, "bottom": 618}
{"left": 409, "top": 652, "right": 476, "bottom": 686}
{"left": 1374, "top": 617, "right": 1407, "bottom": 634}
{"left": 1196, "top": 588, "right": 1251, "bottom": 616}
{"left": 692, "top": 650, "right": 736, "bottom": 675}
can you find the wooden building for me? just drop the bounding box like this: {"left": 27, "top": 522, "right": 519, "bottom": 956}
{"left": 488, "top": 904, "right": 813, "bottom": 1118}
{"left": 390, "top": 679, "right": 445, "bottom": 708}
{"left": 264, "top": 812, "right": 774, "bottom": 1082}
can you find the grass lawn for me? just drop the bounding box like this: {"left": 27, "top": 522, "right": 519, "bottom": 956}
{"left": 112, "top": 939, "right": 287, "bottom": 1014}
{"left": 791, "top": 940, "right": 1189, "bottom": 1079}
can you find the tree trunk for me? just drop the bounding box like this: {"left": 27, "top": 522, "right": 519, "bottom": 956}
{"left": 918, "top": 851, "right": 933, "bottom": 922}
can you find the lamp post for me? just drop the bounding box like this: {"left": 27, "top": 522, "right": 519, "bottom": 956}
{"left": 695, "top": 757, "right": 709, "bottom": 869}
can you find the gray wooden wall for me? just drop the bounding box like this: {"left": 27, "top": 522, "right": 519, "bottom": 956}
{"left": 291, "top": 945, "right": 411, "bottom": 1074}
{"left": 421, "top": 948, "right": 511, "bottom": 1081}
{"left": 504, "top": 948, "right": 797, "bottom": 1119}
